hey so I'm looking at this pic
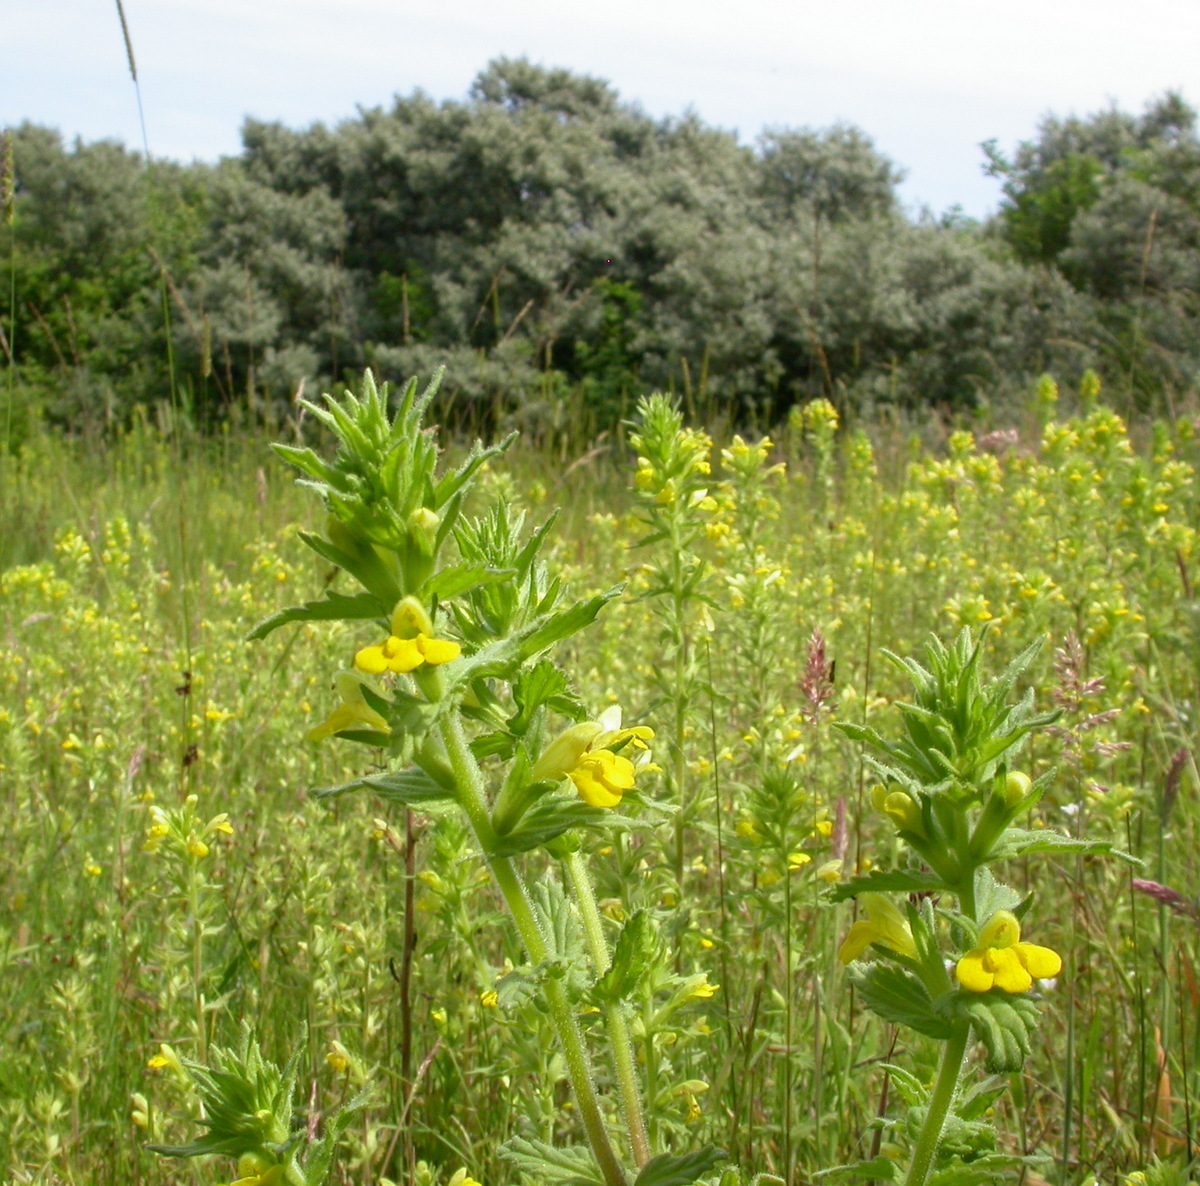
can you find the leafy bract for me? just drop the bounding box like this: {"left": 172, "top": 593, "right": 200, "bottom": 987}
{"left": 847, "top": 962, "right": 954, "bottom": 1040}
{"left": 313, "top": 766, "right": 455, "bottom": 807}
{"left": 633, "top": 1147, "right": 729, "bottom": 1186}
{"left": 836, "top": 631, "right": 1058, "bottom": 794}
{"left": 500, "top": 1137, "right": 604, "bottom": 1186}
{"left": 247, "top": 590, "right": 389, "bottom": 641}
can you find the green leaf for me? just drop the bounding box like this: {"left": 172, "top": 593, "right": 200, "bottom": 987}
{"left": 424, "top": 562, "right": 514, "bottom": 602}
{"left": 593, "top": 911, "right": 659, "bottom": 1004}
{"left": 516, "top": 587, "right": 623, "bottom": 659}
{"left": 471, "top": 730, "right": 516, "bottom": 761}
{"left": 877, "top": 1063, "right": 928, "bottom": 1108}
{"left": 312, "top": 766, "right": 455, "bottom": 806}
{"left": 812, "top": 1157, "right": 900, "bottom": 1183}
{"left": 989, "top": 827, "right": 1139, "bottom": 865}
{"left": 532, "top": 876, "right": 586, "bottom": 967}
{"left": 947, "top": 991, "right": 1041, "bottom": 1073}
{"left": 955, "top": 1077, "right": 1011, "bottom": 1122}
{"left": 634, "top": 1147, "right": 729, "bottom": 1186}
{"left": 926, "top": 1153, "right": 1024, "bottom": 1186}
{"left": 827, "top": 869, "right": 949, "bottom": 904}
{"left": 489, "top": 797, "right": 614, "bottom": 858}
{"left": 971, "top": 868, "right": 1022, "bottom": 922}
{"left": 494, "top": 965, "right": 544, "bottom": 1011}
{"left": 448, "top": 587, "right": 621, "bottom": 689}
{"left": 247, "top": 591, "right": 388, "bottom": 641}
{"left": 300, "top": 1084, "right": 374, "bottom": 1185}
{"left": 509, "top": 661, "right": 582, "bottom": 736}
{"left": 848, "top": 962, "right": 954, "bottom": 1039}
{"left": 500, "top": 1136, "right": 603, "bottom": 1186}
{"left": 296, "top": 531, "right": 403, "bottom": 604}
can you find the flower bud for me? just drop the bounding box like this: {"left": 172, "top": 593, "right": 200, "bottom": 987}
{"left": 1002, "top": 771, "right": 1032, "bottom": 807}
{"left": 882, "top": 791, "right": 923, "bottom": 835}
{"left": 238, "top": 1151, "right": 278, "bottom": 1177}
{"left": 407, "top": 506, "right": 440, "bottom": 555}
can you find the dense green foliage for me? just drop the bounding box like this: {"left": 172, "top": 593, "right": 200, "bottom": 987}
{"left": 5, "top": 64, "right": 1200, "bottom": 428}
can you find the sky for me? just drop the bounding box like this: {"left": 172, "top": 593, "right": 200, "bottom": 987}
{"left": 5, "top": 0, "right": 1198, "bottom": 219}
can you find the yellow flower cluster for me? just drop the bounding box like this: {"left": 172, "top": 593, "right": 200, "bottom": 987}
{"left": 531, "top": 708, "right": 655, "bottom": 809}
{"left": 354, "top": 598, "right": 461, "bottom": 675}
{"left": 955, "top": 911, "right": 1061, "bottom": 994}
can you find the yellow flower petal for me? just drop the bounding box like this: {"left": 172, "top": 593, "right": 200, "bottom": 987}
{"left": 860, "top": 893, "right": 918, "bottom": 958}
{"left": 597, "top": 724, "right": 655, "bottom": 751}
{"left": 978, "top": 910, "right": 1021, "bottom": 950}
{"left": 354, "top": 645, "right": 389, "bottom": 674}
{"left": 816, "top": 859, "right": 843, "bottom": 884}
{"left": 595, "top": 750, "right": 636, "bottom": 790}
{"left": 307, "top": 702, "right": 391, "bottom": 742}
{"left": 308, "top": 676, "right": 391, "bottom": 741}
{"left": 837, "top": 919, "right": 879, "bottom": 964}
{"left": 382, "top": 635, "right": 425, "bottom": 672}
{"left": 416, "top": 634, "right": 461, "bottom": 665}
{"left": 955, "top": 950, "right": 994, "bottom": 992}
{"left": 837, "top": 895, "right": 918, "bottom": 964}
{"left": 391, "top": 596, "right": 433, "bottom": 638}
{"left": 1015, "top": 942, "right": 1062, "bottom": 980}
{"left": 569, "top": 763, "right": 624, "bottom": 808}
{"left": 985, "top": 945, "right": 1032, "bottom": 993}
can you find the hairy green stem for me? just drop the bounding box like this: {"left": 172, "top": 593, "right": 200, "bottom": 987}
{"left": 188, "top": 862, "right": 207, "bottom": 1062}
{"left": 564, "top": 851, "right": 652, "bottom": 1167}
{"left": 670, "top": 525, "right": 688, "bottom": 891}
{"left": 903, "top": 1026, "right": 969, "bottom": 1186}
{"left": 440, "top": 713, "right": 628, "bottom": 1186}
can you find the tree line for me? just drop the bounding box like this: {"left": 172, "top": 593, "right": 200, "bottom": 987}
{"left": 3, "top": 58, "right": 1199, "bottom": 431}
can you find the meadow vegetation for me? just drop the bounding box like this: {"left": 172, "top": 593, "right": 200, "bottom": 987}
{"left": 1, "top": 371, "right": 1198, "bottom": 1186}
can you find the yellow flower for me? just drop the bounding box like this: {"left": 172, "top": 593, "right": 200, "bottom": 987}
{"left": 787, "top": 851, "right": 811, "bottom": 871}
{"left": 308, "top": 674, "right": 392, "bottom": 742}
{"left": 186, "top": 837, "right": 210, "bottom": 859}
{"left": 480, "top": 989, "right": 499, "bottom": 1009}
{"left": 354, "top": 597, "right": 461, "bottom": 674}
{"left": 570, "top": 749, "right": 637, "bottom": 808}
{"left": 837, "top": 893, "right": 918, "bottom": 964}
{"left": 881, "top": 790, "right": 924, "bottom": 834}
{"left": 147, "top": 1044, "right": 181, "bottom": 1072}
{"left": 354, "top": 632, "right": 459, "bottom": 673}
{"left": 448, "top": 1169, "right": 483, "bottom": 1186}
{"left": 533, "top": 707, "right": 654, "bottom": 809}
{"left": 816, "top": 859, "right": 843, "bottom": 884}
{"left": 955, "top": 910, "right": 1062, "bottom": 993}
{"left": 682, "top": 974, "right": 719, "bottom": 1000}
{"left": 218, "top": 1161, "right": 284, "bottom": 1186}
